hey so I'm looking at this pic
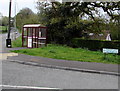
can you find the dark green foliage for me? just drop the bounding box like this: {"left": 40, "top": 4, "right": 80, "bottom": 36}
{"left": 0, "top": 16, "right": 9, "bottom": 26}
{"left": 71, "top": 38, "right": 120, "bottom": 53}
{"left": 37, "top": 1, "right": 120, "bottom": 44}
{"left": 2, "top": 29, "right": 7, "bottom": 33}
{"left": 109, "top": 15, "right": 120, "bottom": 40}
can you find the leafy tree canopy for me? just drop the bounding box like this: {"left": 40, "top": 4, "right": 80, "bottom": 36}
{"left": 37, "top": 1, "right": 120, "bottom": 43}
{"left": 16, "top": 8, "right": 39, "bottom": 31}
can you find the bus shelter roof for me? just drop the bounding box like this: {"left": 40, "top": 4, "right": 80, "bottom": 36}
{"left": 23, "top": 24, "right": 45, "bottom": 28}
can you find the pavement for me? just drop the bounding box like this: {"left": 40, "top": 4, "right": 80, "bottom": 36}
{"left": 5, "top": 47, "right": 120, "bottom": 76}
{"left": 0, "top": 53, "right": 18, "bottom": 60}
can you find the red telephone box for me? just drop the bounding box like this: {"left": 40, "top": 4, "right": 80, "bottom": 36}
{"left": 22, "top": 24, "right": 47, "bottom": 48}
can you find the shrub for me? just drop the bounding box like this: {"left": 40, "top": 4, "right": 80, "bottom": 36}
{"left": 70, "top": 38, "right": 120, "bottom": 53}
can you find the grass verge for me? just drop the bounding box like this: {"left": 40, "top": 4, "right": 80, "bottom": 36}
{"left": 11, "top": 43, "right": 120, "bottom": 64}
{"left": 12, "top": 36, "right": 22, "bottom": 47}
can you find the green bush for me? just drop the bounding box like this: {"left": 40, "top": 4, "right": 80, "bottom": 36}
{"left": 71, "top": 38, "right": 120, "bottom": 53}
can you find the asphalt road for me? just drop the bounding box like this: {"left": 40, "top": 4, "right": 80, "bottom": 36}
{"left": 2, "top": 59, "right": 119, "bottom": 89}
{"left": 0, "top": 33, "right": 7, "bottom": 53}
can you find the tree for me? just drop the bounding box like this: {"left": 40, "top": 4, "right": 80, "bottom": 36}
{"left": 1, "top": 16, "right": 9, "bottom": 26}
{"left": 37, "top": 1, "right": 120, "bottom": 44}
{"left": 109, "top": 14, "right": 120, "bottom": 40}
{"left": 16, "top": 8, "right": 39, "bottom": 31}
{"left": 0, "top": 12, "right": 2, "bottom": 19}
{"left": 0, "top": 13, "right": 2, "bottom": 26}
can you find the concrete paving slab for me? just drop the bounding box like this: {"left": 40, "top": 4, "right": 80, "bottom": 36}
{"left": 0, "top": 53, "right": 18, "bottom": 60}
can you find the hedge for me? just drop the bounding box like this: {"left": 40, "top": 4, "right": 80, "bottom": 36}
{"left": 70, "top": 38, "right": 120, "bottom": 53}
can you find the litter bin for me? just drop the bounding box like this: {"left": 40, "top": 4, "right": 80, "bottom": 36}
{"left": 6, "top": 39, "right": 12, "bottom": 48}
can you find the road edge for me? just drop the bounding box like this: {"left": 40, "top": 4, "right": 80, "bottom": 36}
{"left": 8, "top": 59, "right": 120, "bottom": 76}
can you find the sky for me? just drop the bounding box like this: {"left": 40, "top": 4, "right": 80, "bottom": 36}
{"left": 0, "top": 0, "right": 118, "bottom": 19}
{"left": 0, "top": 0, "right": 39, "bottom": 17}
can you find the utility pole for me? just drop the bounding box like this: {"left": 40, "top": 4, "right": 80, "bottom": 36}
{"left": 14, "top": 0, "right": 17, "bottom": 40}
{"left": 6, "top": 0, "right": 12, "bottom": 48}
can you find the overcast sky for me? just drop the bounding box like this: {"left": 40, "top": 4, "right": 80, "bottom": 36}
{"left": 0, "top": 0, "right": 39, "bottom": 17}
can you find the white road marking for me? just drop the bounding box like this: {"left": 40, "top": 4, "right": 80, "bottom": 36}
{"left": 0, "top": 85, "right": 61, "bottom": 90}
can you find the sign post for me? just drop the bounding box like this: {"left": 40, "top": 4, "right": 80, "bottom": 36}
{"left": 103, "top": 48, "right": 119, "bottom": 60}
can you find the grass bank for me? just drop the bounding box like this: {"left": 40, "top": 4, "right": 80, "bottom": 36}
{"left": 11, "top": 37, "right": 120, "bottom": 64}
